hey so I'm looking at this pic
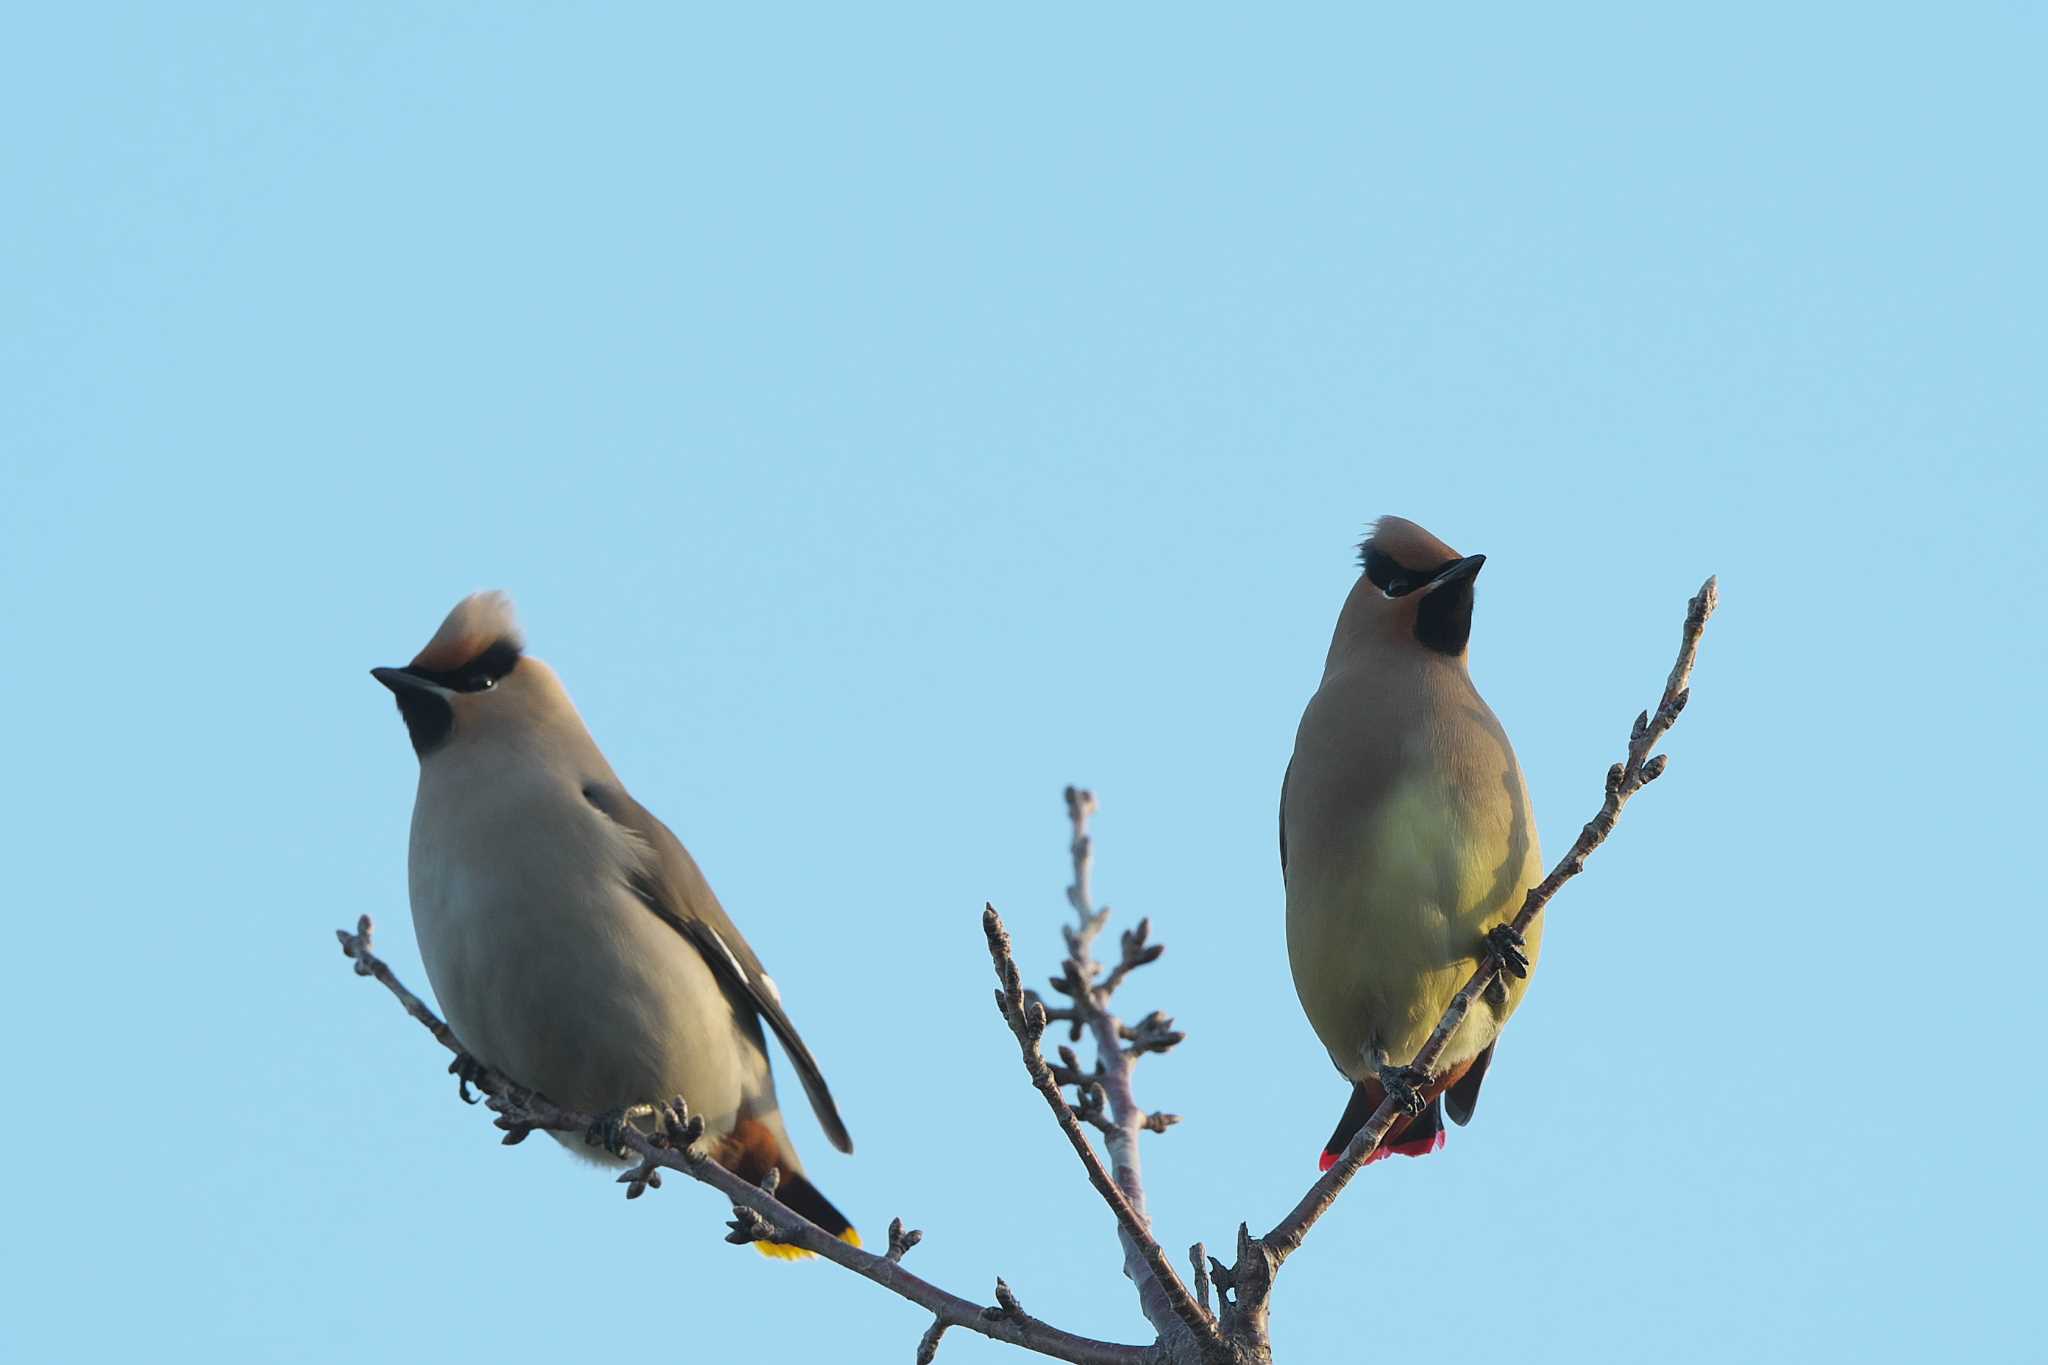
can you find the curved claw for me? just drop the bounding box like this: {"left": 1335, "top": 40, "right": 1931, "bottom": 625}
{"left": 448, "top": 1052, "right": 489, "bottom": 1104}
{"left": 1486, "top": 923, "right": 1530, "bottom": 979}
{"left": 1378, "top": 1063, "right": 1428, "bottom": 1117}
{"left": 584, "top": 1106, "right": 635, "bottom": 1159}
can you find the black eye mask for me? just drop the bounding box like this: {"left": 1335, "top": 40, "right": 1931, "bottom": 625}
{"left": 407, "top": 638, "right": 523, "bottom": 693}
{"left": 1362, "top": 545, "right": 1457, "bottom": 598}
{"left": 1361, "top": 546, "right": 1478, "bottom": 654}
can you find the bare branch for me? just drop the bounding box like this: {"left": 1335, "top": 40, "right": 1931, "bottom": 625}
{"left": 982, "top": 906, "right": 1222, "bottom": 1356}
{"left": 918, "top": 1317, "right": 950, "bottom": 1365}
{"left": 1258, "top": 574, "right": 1719, "bottom": 1264}
{"left": 1038, "top": 790, "right": 1226, "bottom": 1359}
{"left": 1120, "top": 1011, "right": 1185, "bottom": 1058}
{"left": 988, "top": 1277, "right": 1030, "bottom": 1325}
{"left": 725, "top": 1202, "right": 776, "bottom": 1247}
{"left": 617, "top": 1158, "right": 663, "bottom": 1200}
{"left": 1064, "top": 785, "right": 1110, "bottom": 937}
{"left": 337, "top": 917, "right": 1152, "bottom": 1365}
{"left": 1099, "top": 918, "right": 1165, "bottom": 999}
{"left": 886, "top": 1217, "right": 925, "bottom": 1264}
{"left": 1208, "top": 1224, "right": 1274, "bottom": 1348}
{"left": 1075, "top": 1080, "right": 1117, "bottom": 1135}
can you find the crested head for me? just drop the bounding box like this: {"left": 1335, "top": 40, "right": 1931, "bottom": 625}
{"left": 412, "top": 591, "right": 525, "bottom": 672}
{"left": 1337, "top": 516, "right": 1488, "bottom": 659}
{"left": 373, "top": 591, "right": 533, "bottom": 759}
{"left": 1360, "top": 516, "right": 1460, "bottom": 576}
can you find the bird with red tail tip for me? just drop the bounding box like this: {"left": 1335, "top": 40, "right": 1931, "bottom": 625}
{"left": 1280, "top": 518, "right": 1544, "bottom": 1172}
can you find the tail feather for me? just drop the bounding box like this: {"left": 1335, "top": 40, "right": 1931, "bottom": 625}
{"left": 1319, "top": 1086, "right": 1447, "bottom": 1170}
{"left": 1369, "top": 1094, "right": 1445, "bottom": 1164}
{"left": 712, "top": 1117, "right": 859, "bottom": 1262}
{"left": 1317, "top": 1054, "right": 1493, "bottom": 1171}
{"left": 756, "top": 1169, "right": 859, "bottom": 1260}
{"left": 1320, "top": 1080, "right": 1381, "bottom": 1168}
{"left": 1444, "top": 1042, "right": 1495, "bottom": 1127}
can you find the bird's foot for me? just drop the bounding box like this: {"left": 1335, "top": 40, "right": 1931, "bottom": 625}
{"left": 448, "top": 1051, "right": 489, "bottom": 1104}
{"left": 1486, "top": 923, "right": 1530, "bottom": 979}
{"left": 584, "top": 1106, "right": 640, "bottom": 1160}
{"left": 1378, "top": 1063, "right": 1430, "bottom": 1117}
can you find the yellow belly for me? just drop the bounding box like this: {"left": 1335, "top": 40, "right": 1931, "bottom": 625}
{"left": 1286, "top": 766, "right": 1543, "bottom": 1079}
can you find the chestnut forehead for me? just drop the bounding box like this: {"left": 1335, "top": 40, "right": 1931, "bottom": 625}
{"left": 409, "top": 591, "right": 523, "bottom": 670}
{"left": 413, "top": 629, "right": 499, "bottom": 671}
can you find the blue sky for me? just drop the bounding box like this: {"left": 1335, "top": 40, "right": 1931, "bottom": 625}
{"left": 4, "top": 7, "right": 2042, "bottom": 1362}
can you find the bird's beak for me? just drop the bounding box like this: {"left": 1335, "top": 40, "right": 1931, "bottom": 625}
{"left": 371, "top": 666, "right": 444, "bottom": 696}
{"left": 1423, "top": 554, "right": 1485, "bottom": 593}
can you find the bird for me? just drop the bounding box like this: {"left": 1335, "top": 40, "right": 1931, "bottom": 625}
{"left": 1280, "top": 517, "right": 1542, "bottom": 1171}
{"left": 372, "top": 591, "right": 857, "bottom": 1257}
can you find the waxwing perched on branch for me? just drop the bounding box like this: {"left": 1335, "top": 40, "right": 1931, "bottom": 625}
{"left": 1281, "top": 518, "right": 1543, "bottom": 1168}
{"left": 373, "top": 592, "right": 856, "bottom": 1256}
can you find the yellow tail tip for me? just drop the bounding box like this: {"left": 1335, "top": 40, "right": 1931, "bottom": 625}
{"left": 752, "top": 1240, "right": 814, "bottom": 1262}
{"left": 753, "top": 1226, "right": 859, "bottom": 1261}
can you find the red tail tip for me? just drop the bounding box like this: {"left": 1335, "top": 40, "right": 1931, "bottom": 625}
{"left": 1320, "top": 1129, "right": 1447, "bottom": 1170}
{"left": 1383, "top": 1129, "right": 1447, "bottom": 1160}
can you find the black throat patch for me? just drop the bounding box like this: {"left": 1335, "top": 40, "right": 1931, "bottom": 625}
{"left": 394, "top": 690, "right": 454, "bottom": 757}
{"left": 1363, "top": 544, "right": 1475, "bottom": 655}
{"left": 386, "top": 636, "right": 523, "bottom": 758}
{"left": 1414, "top": 576, "right": 1475, "bottom": 655}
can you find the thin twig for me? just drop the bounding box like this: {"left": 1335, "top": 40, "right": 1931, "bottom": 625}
{"left": 1065, "top": 786, "right": 1110, "bottom": 936}
{"left": 1055, "top": 789, "right": 1211, "bottom": 1356}
{"left": 336, "top": 917, "right": 1151, "bottom": 1365}
{"left": 1099, "top": 919, "right": 1164, "bottom": 1000}
{"left": 983, "top": 906, "right": 1223, "bottom": 1356}
{"left": 1260, "top": 574, "right": 1718, "bottom": 1264}
{"left": 886, "top": 1217, "right": 925, "bottom": 1264}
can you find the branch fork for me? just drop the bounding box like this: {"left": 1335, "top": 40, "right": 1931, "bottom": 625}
{"left": 340, "top": 575, "right": 1716, "bottom": 1365}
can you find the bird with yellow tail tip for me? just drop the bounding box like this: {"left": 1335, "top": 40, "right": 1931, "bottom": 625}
{"left": 373, "top": 592, "right": 857, "bottom": 1257}
{"left": 1281, "top": 518, "right": 1544, "bottom": 1170}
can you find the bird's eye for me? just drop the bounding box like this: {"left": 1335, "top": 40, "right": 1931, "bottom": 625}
{"left": 465, "top": 674, "right": 496, "bottom": 692}
{"left": 1383, "top": 578, "right": 1413, "bottom": 598}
